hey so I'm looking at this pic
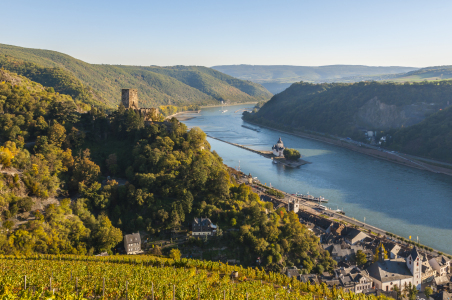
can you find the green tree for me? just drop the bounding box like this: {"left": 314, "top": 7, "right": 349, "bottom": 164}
{"left": 392, "top": 285, "right": 402, "bottom": 300}
{"left": 170, "top": 248, "right": 181, "bottom": 260}
{"left": 48, "top": 122, "right": 66, "bottom": 147}
{"left": 355, "top": 250, "right": 367, "bottom": 266}
{"left": 71, "top": 149, "right": 101, "bottom": 189}
{"left": 93, "top": 215, "right": 122, "bottom": 252}
{"left": 424, "top": 286, "right": 432, "bottom": 299}
{"left": 152, "top": 245, "right": 162, "bottom": 255}
{"left": 373, "top": 243, "right": 388, "bottom": 262}
{"left": 283, "top": 148, "right": 301, "bottom": 160}
{"left": 230, "top": 218, "right": 237, "bottom": 227}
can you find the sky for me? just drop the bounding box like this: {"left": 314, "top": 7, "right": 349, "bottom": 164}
{"left": 2, "top": 0, "right": 452, "bottom": 67}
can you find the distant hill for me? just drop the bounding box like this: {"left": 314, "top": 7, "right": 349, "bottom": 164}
{"left": 212, "top": 65, "right": 418, "bottom": 94}
{"left": 391, "top": 66, "right": 452, "bottom": 82}
{"left": 243, "top": 80, "right": 452, "bottom": 162}
{"left": 0, "top": 44, "right": 272, "bottom": 108}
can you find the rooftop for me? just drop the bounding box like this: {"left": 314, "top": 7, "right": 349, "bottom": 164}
{"left": 366, "top": 258, "right": 413, "bottom": 282}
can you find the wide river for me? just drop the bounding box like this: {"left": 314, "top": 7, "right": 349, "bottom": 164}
{"left": 179, "top": 104, "right": 452, "bottom": 253}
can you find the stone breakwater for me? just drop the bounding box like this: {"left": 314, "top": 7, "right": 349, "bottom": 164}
{"left": 206, "top": 135, "right": 310, "bottom": 168}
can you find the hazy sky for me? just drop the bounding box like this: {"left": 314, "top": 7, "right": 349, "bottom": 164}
{"left": 2, "top": 0, "right": 452, "bottom": 67}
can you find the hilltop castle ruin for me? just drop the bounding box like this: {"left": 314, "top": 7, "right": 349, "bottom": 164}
{"left": 121, "top": 89, "right": 159, "bottom": 121}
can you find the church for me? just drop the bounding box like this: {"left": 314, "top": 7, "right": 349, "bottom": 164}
{"left": 366, "top": 247, "right": 422, "bottom": 291}
{"left": 272, "top": 137, "right": 285, "bottom": 157}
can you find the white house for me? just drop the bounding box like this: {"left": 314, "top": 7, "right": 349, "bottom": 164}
{"left": 428, "top": 255, "right": 451, "bottom": 277}
{"left": 366, "top": 247, "right": 422, "bottom": 291}
{"left": 272, "top": 137, "right": 285, "bottom": 157}
{"left": 124, "top": 232, "right": 142, "bottom": 255}
{"left": 345, "top": 229, "right": 369, "bottom": 245}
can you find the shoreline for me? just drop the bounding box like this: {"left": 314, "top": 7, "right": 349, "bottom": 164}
{"left": 245, "top": 177, "right": 450, "bottom": 257}
{"left": 164, "top": 110, "right": 200, "bottom": 120}
{"left": 243, "top": 119, "right": 452, "bottom": 177}
{"left": 200, "top": 101, "right": 257, "bottom": 108}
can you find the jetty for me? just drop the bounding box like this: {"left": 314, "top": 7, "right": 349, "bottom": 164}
{"left": 207, "top": 135, "right": 310, "bottom": 167}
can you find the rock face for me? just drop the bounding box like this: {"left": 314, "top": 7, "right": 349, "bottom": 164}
{"left": 355, "top": 97, "right": 437, "bottom": 129}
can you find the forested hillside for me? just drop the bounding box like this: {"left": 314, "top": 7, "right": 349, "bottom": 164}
{"left": 390, "top": 106, "right": 452, "bottom": 162}
{"left": 0, "top": 43, "right": 272, "bottom": 108}
{"left": 0, "top": 69, "right": 332, "bottom": 273}
{"left": 243, "top": 80, "right": 452, "bottom": 162}
{"left": 0, "top": 54, "right": 105, "bottom": 109}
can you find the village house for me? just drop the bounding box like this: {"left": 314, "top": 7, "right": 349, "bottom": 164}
{"left": 299, "top": 274, "right": 320, "bottom": 285}
{"left": 124, "top": 232, "right": 142, "bottom": 255}
{"left": 322, "top": 266, "right": 373, "bottom": 293}
{"left": 387, "top": 243, "right": 401, "bottom": 259}
{"left": 323, "top": 243, "right": 366, "bottom": 263}
{"left": 422, "top": 255, "right": 437, "bottom": 282}
{"left": 429, "top": 256, "right": 451, "bottom": 277}
{"left": 345, "top": 229, "right": 370, "bottom": 245}
{"left": 286, "top": 266, "right": 301, "bottom": 278}
{"left": 192, "top": 217, "right": 218, "bottom": 236}
{"left": 326, "top": 222, "right": 345, "bottom": 235}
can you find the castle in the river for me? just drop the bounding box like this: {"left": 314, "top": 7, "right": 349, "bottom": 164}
{"left": 272, "top": 137, "right": 285, "bottom": 157}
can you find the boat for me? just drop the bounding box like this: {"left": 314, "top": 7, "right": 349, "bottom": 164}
{"left": 316, "top": 205, "right": 327, "bottom": 211}
{"left": 220, "top": 105, "right": 228, "bottom": 113}
{"left": 335, "top": 208, "right": 345, "bottom": 215}
{"left": 313, "top": 196, "right": 329, "bottom": 203}
{"left": 301, "top": 194, "right": 314, "bottom": 201}
{"left": 241, "top": 125, "right": 260, "bottom": 132}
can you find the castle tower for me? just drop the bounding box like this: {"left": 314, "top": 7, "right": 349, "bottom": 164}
{"left": 121, "top": 89, "right": 139, "bottom": 109}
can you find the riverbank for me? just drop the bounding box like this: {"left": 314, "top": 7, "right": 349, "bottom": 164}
{"left": 164, "top": 110, "right": 200, "bottom": 121}
{"left": 207, "top": 135, "right": 310, "bottom": 167}
{"left": 200, "top": 101, "right": 257, "bottom": 108}
{"left": 243, "top": 120, "right": 452, "bottom": 176}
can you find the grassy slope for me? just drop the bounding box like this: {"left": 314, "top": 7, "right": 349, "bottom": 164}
{"left": 0, "top": 44, "right": 272, "bottom": 108}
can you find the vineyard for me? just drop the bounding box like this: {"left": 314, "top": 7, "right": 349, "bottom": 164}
{"left": 0, "top": 255, "right": 392, "bottom": 300}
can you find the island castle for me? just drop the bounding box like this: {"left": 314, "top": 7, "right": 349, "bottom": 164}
{"left": 121, "top": 88, "right": 159, "bottom": 121}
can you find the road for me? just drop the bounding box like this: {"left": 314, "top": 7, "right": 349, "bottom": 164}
{"left": 338, "top": 137, "right": 450, "bottom": 173}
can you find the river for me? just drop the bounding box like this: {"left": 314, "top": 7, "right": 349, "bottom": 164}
{"left": 178, "top": 104, "right": 452, "bottom": 253}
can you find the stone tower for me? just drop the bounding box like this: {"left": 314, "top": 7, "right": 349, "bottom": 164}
{"left": 406, "top": 247, "right": 422, "bottom": 290}
{"left": 121, "top": 89, "right": 139, "bottom": 109}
